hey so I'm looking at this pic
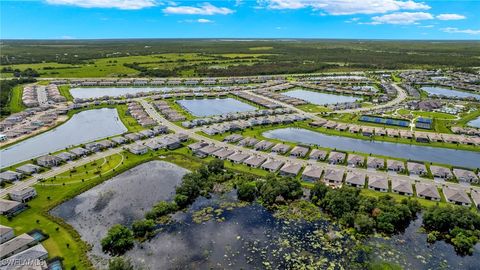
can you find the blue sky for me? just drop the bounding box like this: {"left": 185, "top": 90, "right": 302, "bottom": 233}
{"left": 1, "top": 0, "right": 479, "bottom": 39}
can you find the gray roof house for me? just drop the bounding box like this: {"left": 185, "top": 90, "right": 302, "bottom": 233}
{"left": 188, "top": 141, "right": 210, "bottom": 151}
{"left": 196, "top": 145, "right": 222, "bottom": 158}
{"left": 36, "top": 155, "right": 61, "bottom": 168}
{"left": 347, "top": 154, "right": 365, "bottom": 167}
{"left": 212, "top": 148, "right": 235, "bottom": 160}
{"left": 128, "top": 144, "right": 148, "bottom": 155}
{"left": 0, "top": 225, "right": 14, "bottom": 244}
{"left": 55, "top": 151, "right": 75, "bottom": 162}
{"left": 407, "top": 162, "right": 427, "bottom": 176}
{"left": 0, "top": 244, "right": 48, "bottom": 269}
{"left": 368, "top": 175, "right": 388, "bottom": 192}
{"left": 391, "top": 178, "right": 413, "bottom": 196}
{"left": 69, "top": 147, "right": 89, "bottom": 157}
{"left": 443, "top": 186, "right": 471, "bottom": 206}
{"left": 471, "top": 189, "right": 480, "bottom": 209}
{"left": 261, "top": 159, "right": 285, "bottom": 172}
{"left": 302, "top": 165, "right": 322, "bottom": 182}
{"left": 254, "top": 140, "right": 275, "bottom": 151}
{"left": 15, "top": 164, "right": 41, "bottom": 175}
{"left": 243, "top": 155, "right": 267, "bottom": 168}
{"left": 279, "top": 163, "right": 302, "bottom": 177}
{"left": 309, "top": 149, "right": 327, "bottom": 160}
{"left": 328, "top": 151, "right": 346, "bottom": 164}
{"left": 345, "top": 171, "right": 366, "bottom": 188}
{"left": 367, "top": 157, "right": 385, "bottom": 170}
{"left": 453, "top": 168, "right": 479, "bottom": 183}
{"left": 0, "top": 171, "right": 23, "bottom": 182}
{"left": 227, "top": 152, "right": 250, "bottom": 164}
{"left": 386, "top": 160, "right": 405, "bottom": 173}
{"left": 224, "top": 134, "right": 243, "bottom": 143}
{"left": 415, "top": 182, "right": 440, "bottom": 201}
{"left": 323, "top": 168, "right": 344, "bottom": 186}
{"left": 238, "top": 137, "right": 259, "bottom": 147}
{"left": 271, "top": 143, "right": 291, "bottom": 154}
{"left": 0, "top": 199, "right": 24, "bottom": 216}
{"left": 290, "top": 146, "right": 309, "bottom": 158}
{"left": 9, "top": 187, "right": 37, "bottom": 203}
{"left": 0, "top": 233, "right": 36, "bottom": 259}
{"left": 430, "top": 165, "right": 453, "bottom": 179}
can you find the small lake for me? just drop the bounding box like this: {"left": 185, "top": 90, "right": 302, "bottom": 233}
{"left": 263, "top": 128, "right": 480, "bottom": 168}
{"left": 468, "top": 116, "right": 480, "bottom": 128}
{"left": 0, "top": 108, "right": 127, "bottom": 168}
{"left": 51, "top": 161, "right": 189, "bottom": 267}
{"left": 421, "top": 86, "right": 480, "bottom": 100}
{"left": 177, "top": 98, "right": 256, "bottom": 117}
{"left": 70, "top": 86, "right": 224, "bottom": 99}
{"left": 282, "top": 89, "right": 360, "bottom": 105}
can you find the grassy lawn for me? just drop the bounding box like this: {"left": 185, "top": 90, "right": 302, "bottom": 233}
{"left": 58, "top": 85, "right": 73, "bottom": 101}
{"left": 360, "top": 189, "right": 448, "bottom": 208}
{"left": 297, "top": 104, "right": 332, "bottom": 113}
{"left": 116, "top": 104, "right": 144, "bottom": 132}
{"left": 8, "top": 85, "right": 26, "bottom": 114}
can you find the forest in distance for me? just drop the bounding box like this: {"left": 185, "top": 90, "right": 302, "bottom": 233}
{"left": 1, "top": 39, "right": 480, "bottom": 77}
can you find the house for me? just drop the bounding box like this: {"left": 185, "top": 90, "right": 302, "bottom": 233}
{"left": 188, "top": 141, "right": 209, "bottom": 152}
{"left": 302, "top": 165, "right": 322, "bottom": 182}
{"left": 157, "top": 136, "right": 181, "bottom": 150}
{"left": 98, "top": 139, "right": 115, "bottom": 149}
{"left": 36, "top": 155, "right": 61, "bottom": 168}
{"left": 69, "top": 147, "right": 89, "bottom": 157}
{"left": 345, "top": 172, "right": 366, "bottom": 188}
{"left": 430, "top": 165, "right": 453, "bottom": 180}
{"left": 471, "top": 189, "right": 480, "bottom": 210}
{"left": 261, "top": 159, "right": 285, "bottom": 172}
{"left": 415, "top": 182, "right": 440, "bottom": 201}
{"left": 368, "top": 175, "right": 388, "bottom": 192}
{"left": 443, "top": 186, "right": 471, "bottom": 206}
{"left": 367, "top": 157, "right": 384, "bottom": 170}
{"left": 139, "top": 129, "right": 155, "bottom": 138}
{"left": 328, "top": 151, "right": 346, "bottom": 164}
{"left": 129, "top": 144, "right": 148, "bottom": 155}
{"left": 196, "top": 145, "right": 221, "bottom": 158}
{"left": 391, "top": 178, "right": 413, "bottom": 196}
{"left": 254, "top": 140, "right": 275, "bottom": 151}
{"left": 362, "top": 127, "right": 374, "bottom": 137}
{"left": 9, "top": 187, "right": 37, "bottom": 203}
{"left": 309, "top": 149, "right": 327, "bottom": 160}
{"left": 0, "top": 171, "right": 23, "bottom": 182}
{"left": 347, "top": 154, "right": 365, "bottom": 167}
{"left": 0, "top": 199, "right": 25, "bottom": 216}
{"left": 84, "top": 142, "right": 102, "bottom": 152}
{"left": 15, "top": 164, "right": 41, "bottom": 175}
{"left": 0, "top": 244, "right": 48, "bottom": 268}
{"left": 279, "top": 163, "right": 302, "bottom": 177}
{"left": 453, "top": 168, "right": 479, "bottom": 183}
{"left": 55, "top": 151, "right": 75, "bottom": 162}
{"left": 0, "top": 225, "right": 14, "bottom": 244}
{"left": 238, "top": 137, "right": 259, "bottom": 147}
{"left": 144, "top": 139, "right": 162, "bottom": 150}
{"left": 407, "top": 162, "right": 427, "bottom": 176}
{"left": 0, "top": 233, "right": 36, "bottom": 259}
{"left": 111, "top": 136, "right": 127, "bottom": 145}
{"left": 243, "top": 155, "right": 267, "bottom": 168}
{"left": 323, "top": 168, "right": 344, "bottom": 187}
{"left": 386, "top": 160, "right": 405, "bottom": 173}
{"left": 227, "top": 152, "right": 250, "bottom": 164}
{"left": 271, "top": 143, "right": 291, "bottom": 154}
{"left": 223, "top": 134, "right": 243, "bottom": 143}
{"left": 124, "top": 133, "right": 141, "bottom": 141}
{"left": 415, "top": 133, "right": 430, "bottom": 143}
{"left": 290, "top": 146, "right": 309, "bottom": 158}
{"left": 212, "top": 148, "right": 235, "bottom": 160}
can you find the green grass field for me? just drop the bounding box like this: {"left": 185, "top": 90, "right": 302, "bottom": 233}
{"left": 58, "top": 85, "right": 73, "bottom": 101}
{"left": 8, "top": 85, "right": 26, "bottom": 114}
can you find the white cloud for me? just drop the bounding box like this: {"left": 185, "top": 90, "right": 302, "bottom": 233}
{"left": 197, "top": 18, "right": 213, "bottom": 23}
{"left": 441, "top": 27, "right": 480, "bottom": 35}
{"left": 259, "top": 0, "right": 430, "bottom": 15}
{"left": 418, "top": 24, "right": 434, "bottom": 28}
{"left": 371, "top": 12, "right": 433, "bottom": 25}
{"left": 163, "top": 2, "right": 234, "bottom": 15}
{"left": 436, "top": 13, "right": 466, "bottom": 20}
{"left": 45, "top": 0, "right": 156, "bottom": 10}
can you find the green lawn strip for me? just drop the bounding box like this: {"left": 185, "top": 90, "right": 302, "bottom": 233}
{"left": 297, "top": 104, "right": 332, "bottom": 113}
{"left": 8, "top": 85, "right": 26, "bottom": 114}
{"left": 116, "top": 104, "right": 145, "bottom": 132}
{"left": 360, "top": 189, "right": 448, "bottom": 208}
{"left": 58, "top": 85, "right": 74, "bottom": 101}
{"left": 456, "top": 108, "right": 480, "bottom": 127}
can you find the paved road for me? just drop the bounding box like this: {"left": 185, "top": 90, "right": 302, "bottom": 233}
{"left": 139, "top": 100, "right": 477, "bottom": 194}
{"left": 0, "top": 148, "right": 123, "bottom": 198}
{"left": 36, "top": 86, "right": 48, "bottom": 105}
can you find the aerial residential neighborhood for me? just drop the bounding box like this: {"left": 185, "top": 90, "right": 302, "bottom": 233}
{"left": 1, "top": 0, "right": 480, "bottom": 269}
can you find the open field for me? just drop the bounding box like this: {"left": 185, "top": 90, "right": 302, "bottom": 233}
{"left": 2, "top": 40, "right": 480, "bottom": 78}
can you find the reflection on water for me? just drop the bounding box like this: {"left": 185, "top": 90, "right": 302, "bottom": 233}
{"left": 263, "top": 128, "right": 480, "bottom": 168}
{"left": 0, "top": 108, "right": 127, "bottom": 168}
{"left": 421, "top": 86, "right": 480, "bottom": 100}
{"left": 282, "top": 89, "right": 360, "bottom": 105}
